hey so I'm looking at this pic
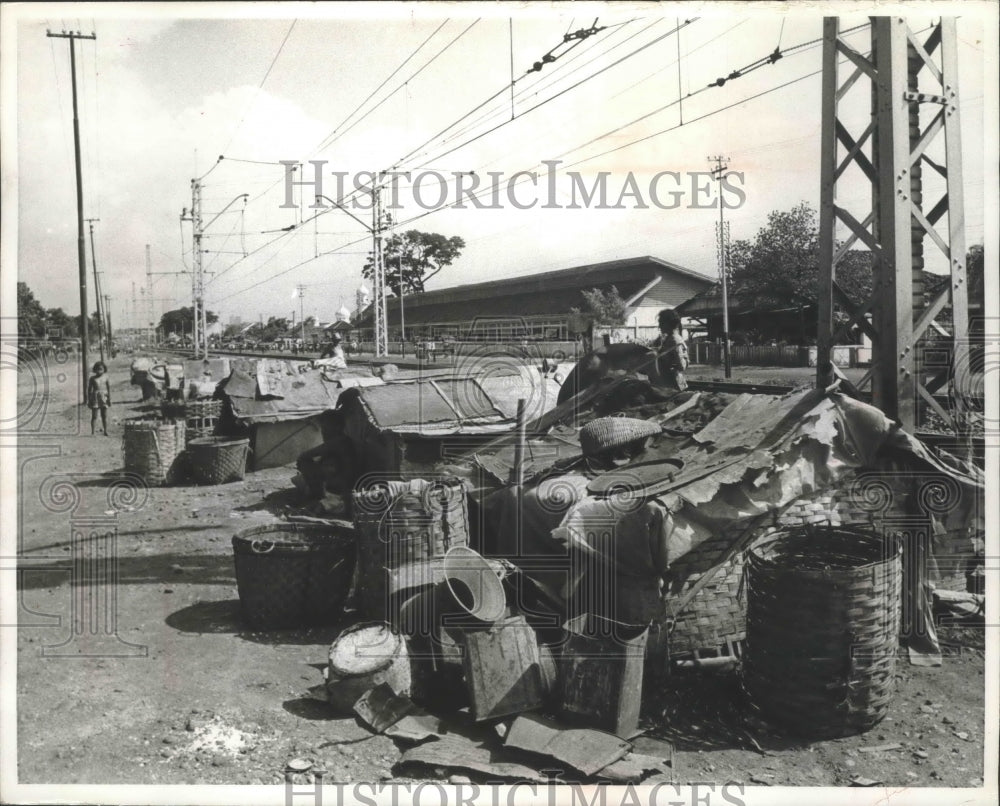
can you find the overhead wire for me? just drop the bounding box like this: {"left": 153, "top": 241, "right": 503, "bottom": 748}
{"left": 310, "top": 18, "right": 449, "bottom": 155}
{"left": 220, "top": 19, "right": 297, "bottom": 156}
{"left": 313, "top": 19, "right": 481, "bottom": 157}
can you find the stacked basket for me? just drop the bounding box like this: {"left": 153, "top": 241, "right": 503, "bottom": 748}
{"left": 352, "top": 479, "right": 470, "bottom": 618}
{"left": 122, "top": 417, "right": 186, "bottom": 486}
{"left": 183, "top": 399, "right": 222, "bottom": 444}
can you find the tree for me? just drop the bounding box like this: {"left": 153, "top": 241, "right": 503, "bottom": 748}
{"left": 159, "top": 306, "right": 218, "bottom": 336}
{"left": 363, "top": 223, "right": 465, "bottom": 295}
{"left": 260, "top": 316, "right": 289, "bottom": 343}
{"left": 17, "top": 282, "right": 47, "bottom": 336}
{"left": 728, "top": 202, "right": 873, "bottom": 309}
{"left": 45, "top": 308, "right": 78, "bottom": 338}
{"left": 570, "top": 286, "right": 629, "bottom": 329}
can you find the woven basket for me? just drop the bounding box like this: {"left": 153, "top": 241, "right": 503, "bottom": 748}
{"left": 742, "top": 524, "right": 902, "bottom": 739}
{"left": 579, "top": 417, "right": 661, "bottom": 456}
{"left": 232, "top": 523, "right": 356, "bottom": 630}
{"left": 663, "top": 480, "right": 890, "bottom": 659}
{"left": 184, "top": 399, "right": 222, "bottom": 443}
{"left": 352, "top": 479, "right": 470, "bottom": 619}
{"left": 186, "top": 436, "right": 250, "bottom": 485}
{"left": 122, "top": 417, "right": 186, "bottom": 486}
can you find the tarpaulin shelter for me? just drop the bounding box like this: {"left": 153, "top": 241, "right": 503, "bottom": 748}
{"left": 338, "top": 377, "right": 517, "bottom": 478}
{"left": 217, "top": 358, "right": 381, "bottom": 470}
{"left": 480, "top": 386, "right": 984, "bottom": 663}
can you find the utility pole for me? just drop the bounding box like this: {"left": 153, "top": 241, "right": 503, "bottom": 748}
{"left": 47, "top": 28, "right": 96, "bottom": 400}
{"left": 708, "top": 155, "right": 733, "bottom": 378}
{"left": 145, "top": 245, "right": 155, "bottom": 347}
{"left": 104, "top": 294, "right": 113, "bottom": 351}
{"left": 85, "top": 218, "right": 105, "bottom": 362}
{"left": 296, "top": 284, "right": 306, "bottom": 343}
{"left": 372, "top": 177, "right": 388, "bottom": 357}
{"left": 182, "top": 187, "right": 247, "bottom": 359}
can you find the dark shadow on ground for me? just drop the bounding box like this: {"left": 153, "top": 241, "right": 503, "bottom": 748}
{"left": 282, "top": 697, "right": 345, "bottom": 722}
{"left": 234, "top": 487, "right": 303, "bottom": 515}
{"left": 165, "top": 598, "right": 354, "bottom": 646}
{"left": 17, "top": 551, "right": 236, "bottom": 589}
{"left": 642, "top": 668, "right": 811, "bottom": 754}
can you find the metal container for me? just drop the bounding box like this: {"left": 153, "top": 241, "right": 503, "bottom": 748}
{"left": 326, "top": 622, "right": 411, "bottom": 712}
{"left": 463, "top": 615, "right": 544, "bottom": 721}
{"left": 557, "top": 613, "right": 649, "bottom": 737}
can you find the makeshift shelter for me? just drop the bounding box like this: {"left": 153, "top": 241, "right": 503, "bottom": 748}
{"left": 217, "top": 358, "right": 380, "bottom": 470}
{"left": 474, "top": 383, "right": 984, "bottom": 664}
{"left": 337, "top": 377, "right": 517, "bottom": 478}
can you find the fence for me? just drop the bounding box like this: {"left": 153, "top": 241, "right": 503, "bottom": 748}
{"left": 690, "top": 343, "right": 872, "bottom": 368}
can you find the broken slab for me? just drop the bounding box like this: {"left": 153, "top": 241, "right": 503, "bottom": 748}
{"left": 398, "top": 735, "right": 548, "bottom": 782}
{"left": 504, "top": 714, "right": 631, "bottom": 776}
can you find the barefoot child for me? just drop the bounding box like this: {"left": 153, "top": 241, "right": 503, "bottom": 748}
{"left": 87, "top": 361, "right": 112, "bottom": 435}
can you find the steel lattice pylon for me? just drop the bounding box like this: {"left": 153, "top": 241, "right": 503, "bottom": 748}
{"left": 817, "top": 17, "right": 969, "bottom": 433}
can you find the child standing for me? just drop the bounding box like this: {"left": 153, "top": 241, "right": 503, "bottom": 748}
{"left": 87, "top": 361, "right": 112, "bottom": 435}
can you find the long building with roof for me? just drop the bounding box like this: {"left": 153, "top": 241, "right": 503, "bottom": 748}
{"left": 354, "top": 255, "right": 714, "bottom": 342}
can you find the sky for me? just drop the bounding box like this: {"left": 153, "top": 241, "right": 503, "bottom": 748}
{"left": 3, "top": 1, "right": 996, "bottom": 331}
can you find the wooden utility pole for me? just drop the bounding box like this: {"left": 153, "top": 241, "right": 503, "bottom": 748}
{"left": 708, "top": 155, "right": 733, "bottom": 378}
{"left": 47, "top": 29, "right": 96, "bottom": 399}
{"left": 104, "top": 294, "right": 113, "bottom": 350}
{"left": 85, "top": 218, "right": 105, "bottom": 362}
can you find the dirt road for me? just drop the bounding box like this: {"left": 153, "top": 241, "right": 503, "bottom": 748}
{"left": 12, "top": 354, "right": 986, "bottom": 787}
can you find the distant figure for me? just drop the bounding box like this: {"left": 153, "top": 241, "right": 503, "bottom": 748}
{"left": 87, "top": 361, "right": 111, "bottom": 436}
{"left": 653, "top": 309, "right": 689, "bottom": 391}
{"left": 315, "top": 335, "right": 347, "bottom": 369}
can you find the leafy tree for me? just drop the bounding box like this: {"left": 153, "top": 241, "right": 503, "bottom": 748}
{"left": 260, "top": 317, "right": 289, "bottom": 342}
{"left": 727, "top": 202, "right": 873, "bottom": 312}
{"left": 45, "top": 308, "right": 78, "bottom": 338}
{"left": 17, "top": 282, "right": 46, "bottom": 336}
{"left": 363, "top": 222, "right": 465, "bottom": 295}
{"left": 569, "top": 285, "right": 629, "bottom": 329}
{"left": 158, "top": 306, "right": 218, "bottom": 336}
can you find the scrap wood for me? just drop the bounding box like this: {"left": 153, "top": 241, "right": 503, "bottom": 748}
{"left": 504, "top": 714, "right": 631, "bottom": 776}
{"left": 353, "top": 684, "right": 419, "bottom": 733}
{"left": 398, "top": 736, "right": 548, "bottom": 782}
{"left": 858, "top": 743, "right": 903, "bottom": 753}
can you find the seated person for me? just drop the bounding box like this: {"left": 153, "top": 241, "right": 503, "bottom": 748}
{"left": 313, "top": 335, "right": 347, "bottom": 369}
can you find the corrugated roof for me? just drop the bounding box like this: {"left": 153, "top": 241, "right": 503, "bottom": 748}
{"left": 358, "top": 255, "right": 712, "bottom": 327}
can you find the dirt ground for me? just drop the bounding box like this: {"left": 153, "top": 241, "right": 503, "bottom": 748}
{"left": 12, "top": 353, "right": 988, "bottom": 788}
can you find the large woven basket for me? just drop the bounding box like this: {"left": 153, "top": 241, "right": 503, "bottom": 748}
{"left": 186, "top": 436, "right": 250, "bottom": 485}
{"left": 663, "top": 483, "right": 890, "bottom": 659}
{"left": 122, "top": 417, "right": 186, "bottom": 486}
{"left": 232, "top": 523, "right": 356, "bottom": 630}
{"left": 742, "top": 524, "right": 902, "bottom": 739}
{"left": 352, "top": 479, "right": 470, "bottom": 619}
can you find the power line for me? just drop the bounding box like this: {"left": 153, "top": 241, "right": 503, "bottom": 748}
{"left": 310, "top": 19, "right": 449, "bottom": 155}
{"left": 408, "top": 19, "right": 698, "bottom": 172}
{"left": 221, "top": 19, "right": 297, "bottom": 155}
{"left": 313, "top": 19, "right": 480, "bottom": 157}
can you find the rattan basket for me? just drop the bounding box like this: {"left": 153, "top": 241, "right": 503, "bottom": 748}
{"left": 579, "top": 417, "right": 661, "bottom": 456}
{"left": 122, "top": 417, "right": 186, "bottom": 486}
{"left": 186, "top": 436, "right": 250, "bottom": 485}
{"left": 742, "top": 524, "right": 902, "bottom": 738}
{"left": 663, "top": 481, "right": 892, "bottom": 659}
{"left": 352, "top": 479, "right": 470, "bottom": 619}
{"left": 232, "top": 523, "right": 356, "bottom": 630}
{"left": 184, "top": 399, "right": 222, "bottom": 443}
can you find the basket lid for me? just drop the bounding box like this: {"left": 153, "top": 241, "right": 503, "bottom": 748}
{"left": 328, "top": 622, "right": 401, "bottom": 676}
{"left": 188, "top": 436, "right": 249, "bottom": 448}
